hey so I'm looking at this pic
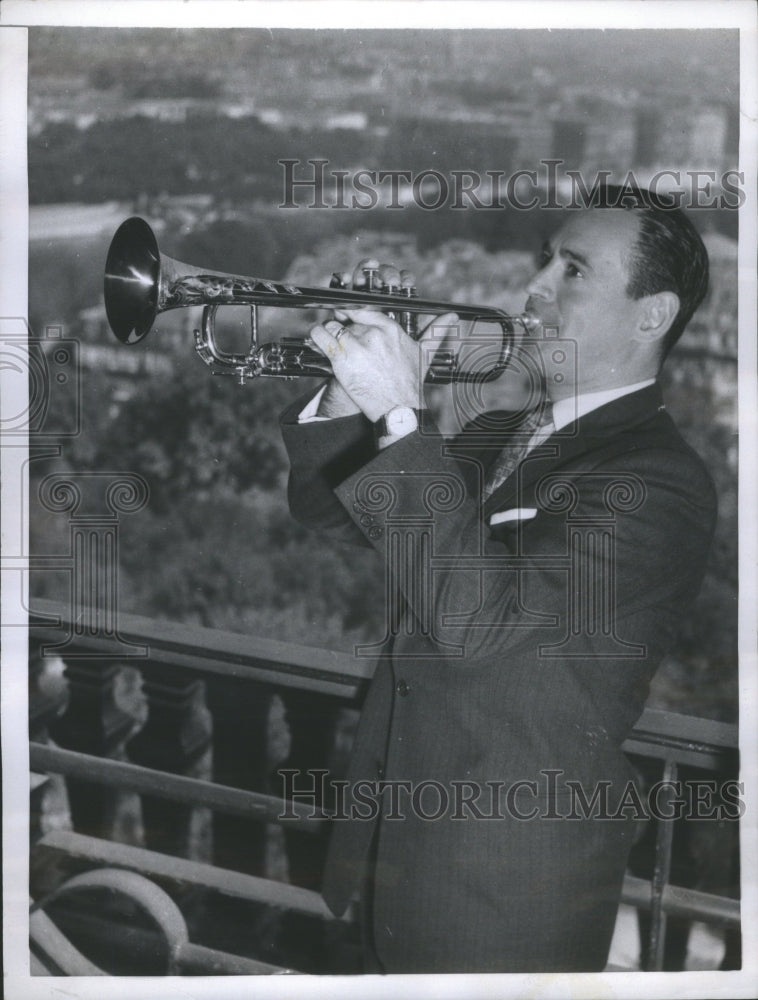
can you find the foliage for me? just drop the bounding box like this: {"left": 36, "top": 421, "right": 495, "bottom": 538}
{"left": 115, "top": 487, "right": 385, "bottom": 647}
{"left": 96, "top": 362, "right": 290, "bottom": 514}
{"left": 29, "top": 358, "right": 386, "bottom": 649}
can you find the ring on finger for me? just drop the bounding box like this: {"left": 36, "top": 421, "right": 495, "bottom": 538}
{"left": 334, "top": 326, "right": 350, "bottom": 342}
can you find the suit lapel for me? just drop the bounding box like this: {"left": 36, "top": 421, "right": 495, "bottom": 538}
{"left": 481, "top": 383, "right": 666, "bottom": 517}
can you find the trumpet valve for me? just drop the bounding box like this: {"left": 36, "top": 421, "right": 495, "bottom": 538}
{"left": 398, "top": 271, "right": 419, "bottom": 338}
{"left": 378, "top": 264, "right": 402, "bottom": 294}
{"left": 400, "top": 271, "right": 417, "bottom": 297}
{"left": 359, "top": 257, "right": 381, "bottom": 291}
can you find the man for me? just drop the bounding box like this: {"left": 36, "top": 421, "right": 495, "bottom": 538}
{"left": 279, "top": 187, "right": 715, "bottom": 972}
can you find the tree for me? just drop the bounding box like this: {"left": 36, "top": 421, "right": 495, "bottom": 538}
{"left": 98, "top": 361, "right": 290, "bottom": 514}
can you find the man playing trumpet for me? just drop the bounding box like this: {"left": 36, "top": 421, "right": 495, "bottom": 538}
{"left": 280, "top": 186, "right": 715, "bottom": 973}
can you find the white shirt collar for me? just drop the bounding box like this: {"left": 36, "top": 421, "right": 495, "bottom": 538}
{"left": 551, "top": 379, "right": 656, "bottom": 432}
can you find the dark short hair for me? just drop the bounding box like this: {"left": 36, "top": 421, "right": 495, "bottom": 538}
{"left": 590, "top": 185, "right": 710, "bottom": 359}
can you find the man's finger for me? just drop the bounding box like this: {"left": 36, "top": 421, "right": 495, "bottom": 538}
{"left": 334, "top": 306, "right": 380, "bottom": 324}
{"left": 309, "top": 323, "right": 338, "bottom": 357}
{"left": 339, "top": 307, "right": 399, "bottom": 332}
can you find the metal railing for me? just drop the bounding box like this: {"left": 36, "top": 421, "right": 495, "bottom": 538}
{"left": 28, "top": 597, "right": 740, "bottom": 974}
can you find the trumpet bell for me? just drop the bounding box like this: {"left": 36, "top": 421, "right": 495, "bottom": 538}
{"left": 105, "top": 217, "right": 161, "bottom": 344}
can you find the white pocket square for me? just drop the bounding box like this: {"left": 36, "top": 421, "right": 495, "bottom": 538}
{"left": 489, "top": 507, "right": 538, "bottom": 526}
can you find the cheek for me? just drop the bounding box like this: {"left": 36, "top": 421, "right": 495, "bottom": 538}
{"left": 553, "top": 287, "right": 592, "bottom": 328}
{"left": 606, "top": 294, "right": 642, "bottom": 332}
{"left": 555, "top": 293, "right": 618, "bottom": 347}
{"left": 571, "top": 286, "right": 633, "bottom": 325}
{"left": 556, "top": 282, "right": 590, "bottom": 307}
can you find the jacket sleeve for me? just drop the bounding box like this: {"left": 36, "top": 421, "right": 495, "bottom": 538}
{"left": 331, "top": 424, "right": 717, "bottom": 664}
{"left": 279, "top": 389, "right": 376, "bottom": 545}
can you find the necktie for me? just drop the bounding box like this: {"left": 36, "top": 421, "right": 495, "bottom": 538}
{"left": 482, "top": 401, "right": 554, "bottom": 500}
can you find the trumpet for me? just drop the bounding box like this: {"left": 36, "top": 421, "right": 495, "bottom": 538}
{"left": 104, "top": 217, "right": 528, "bottom": 386}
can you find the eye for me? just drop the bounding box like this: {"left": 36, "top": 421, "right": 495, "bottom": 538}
{"left": 565, "top": 261, "right": 584, "bottom": 279}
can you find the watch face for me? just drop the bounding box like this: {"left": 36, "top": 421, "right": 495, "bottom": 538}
{"left": 386, "top": 407, "right": 418, "bottom": 435}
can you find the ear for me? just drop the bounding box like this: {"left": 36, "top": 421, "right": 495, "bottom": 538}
{"left": 635, "top": 291, "right": 680, "bottom": 344}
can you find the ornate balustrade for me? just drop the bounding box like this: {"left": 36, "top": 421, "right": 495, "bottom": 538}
{"left": 28, "top": 597, "right": 740, "bottom": 975}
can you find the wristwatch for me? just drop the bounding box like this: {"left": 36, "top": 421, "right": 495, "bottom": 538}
{"left": 374, "top": 405, "right": 420, "bottom": 444}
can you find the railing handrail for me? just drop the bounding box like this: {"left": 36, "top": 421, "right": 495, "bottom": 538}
{"left": 29, "top": 597, "right": 373, "bottom": 699}
{"left": 29, "top": 598, "right": 738, "bottom": 767}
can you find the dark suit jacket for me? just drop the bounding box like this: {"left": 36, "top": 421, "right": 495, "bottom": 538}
{"left": 280, "top": 382, "right": 716, "bottom": 973}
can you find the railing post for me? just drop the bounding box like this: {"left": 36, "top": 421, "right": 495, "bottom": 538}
{"left": 28, "top": 640, "right": 67, "bottom": 843}
{"left": 49, "top": 657, "right": 135, "bottom": 840}
{"left": 29, "top": 641, "right": 66, "bottom": 745}
{"left": 205, "top": 677, "right": 270, "bottom": 876}
{"left": 646, "top": 758, "right": 677, "bottom": 970}
{"left": 127, "top": 666, "right": 212, "bottom": 859}
{"left": 721, "top": 839, "right": 742, "bottom": 970}
{"left": 277, "top": 690, "right": 339, "bottom": 890}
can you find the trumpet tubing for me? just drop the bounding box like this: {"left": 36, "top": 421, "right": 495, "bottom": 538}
{"left": 104, "top": 217, "right": 524, "bottom": 385}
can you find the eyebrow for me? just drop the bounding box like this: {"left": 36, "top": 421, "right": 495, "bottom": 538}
{"left": 541, "top": 241, "right": 593, "bottom": 272}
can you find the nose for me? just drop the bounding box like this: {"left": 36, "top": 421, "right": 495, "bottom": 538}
{"left": 525, "top": 262, "right": 555, "bottom": 301}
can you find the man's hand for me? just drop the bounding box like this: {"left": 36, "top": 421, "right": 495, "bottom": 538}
{"left": 313, "top": 331, "right": 363, "bottom": 418}
{"left": 309, "top": 309, "right": 459, "bottom": 424}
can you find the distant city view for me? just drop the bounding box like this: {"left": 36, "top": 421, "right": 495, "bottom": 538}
{"left": 28, "top": 28, "right": 738, "bottom": 176}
